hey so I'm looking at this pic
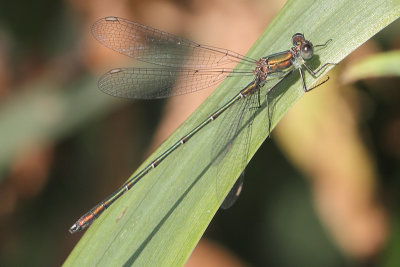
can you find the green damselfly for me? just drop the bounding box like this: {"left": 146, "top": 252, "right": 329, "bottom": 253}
{"left": 69, "top": 16, "right": 335, "bottom": 233}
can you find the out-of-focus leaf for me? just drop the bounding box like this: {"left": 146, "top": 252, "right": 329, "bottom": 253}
{"left": 342, "top": 50, "right": 400, "bottom": 83}
{"left": 0, "top": 76, "right": 121, "bottom": 177}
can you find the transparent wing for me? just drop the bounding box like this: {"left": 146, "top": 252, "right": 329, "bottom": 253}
{"left": 220, "top": 171, "right": 245, "bottom": 209}
{"left": 211, "top": 87, "right": 260, "bottom": 207}
{"left": 212, "top": 88, "right": 259, "bottom": 165}
{"left": 92, "top": 17, "right": 256, "bottom": 69}
{"left": 98, "top": 67, "right": 254, "bottom": 99}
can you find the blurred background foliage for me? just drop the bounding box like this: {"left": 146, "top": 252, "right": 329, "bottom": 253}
{"left": 0, "top": 0, "right": 399, "bottom": 266}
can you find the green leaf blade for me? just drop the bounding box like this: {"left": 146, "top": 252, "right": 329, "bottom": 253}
{"left": 342, "top": 51, "right": 400, "bottom": 82}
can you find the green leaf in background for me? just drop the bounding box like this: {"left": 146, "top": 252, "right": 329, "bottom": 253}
{"left": 65, "top": 0, "right": 400, "bottom": 266}
{"left": 342, "top": 50, "right": 400, "bottom": 83}
{"left": 0, "top": 77, "right": 121, "bottom": 180}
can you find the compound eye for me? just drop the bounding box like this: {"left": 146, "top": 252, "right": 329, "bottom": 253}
{"left": 301, "top": 44, "right": 313, "bottom": 60}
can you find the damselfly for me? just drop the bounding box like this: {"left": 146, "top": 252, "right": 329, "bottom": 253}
{"left": 69, "top": 16, "right": 335, "bottom": 233}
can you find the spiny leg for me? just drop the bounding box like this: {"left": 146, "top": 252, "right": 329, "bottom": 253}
{"left": 303, "top": 62, "right": 337, "bottom": 77}
{"left": 300, "top": 62, "right": 337, "bottom": 92}
{"left": 266, "top": 89, "right": 272, "bottom": 137}
{"left": 314, "top": 38, "right": 333, "bottom": 49}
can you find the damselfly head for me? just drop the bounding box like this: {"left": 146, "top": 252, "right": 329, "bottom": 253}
{"left": 292, "top": 33, "right": 314, "bottom": 61}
